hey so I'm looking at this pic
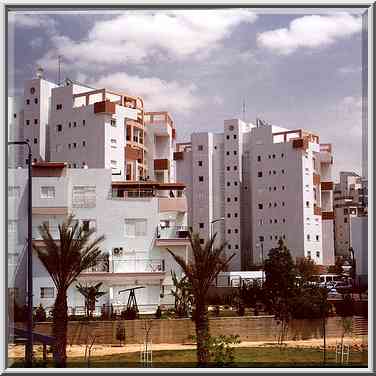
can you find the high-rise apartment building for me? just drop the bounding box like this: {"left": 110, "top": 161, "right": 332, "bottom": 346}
{"left": 175, "top": 119, "right": 335, "bottom": 270}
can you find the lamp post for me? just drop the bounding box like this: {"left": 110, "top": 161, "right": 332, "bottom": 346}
{"left": 8, "top": 141, "right": 33, "bottom": 367}
{"left": 210, "top": 217, "right": 225, "bottom": 239}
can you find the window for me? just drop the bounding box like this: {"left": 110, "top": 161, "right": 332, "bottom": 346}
{"left": 229, "top": 125, "right": 234, "bottom": 131}
{"left": 282, "top": 186, "right": 285, "bottom": 191}
{"left": 226, "top": 151, "right": 230, "bottom": 156}
{"left": 344, "top": 208, "right": 348, "bottom": 215}
{"left": 227, "top": 166, "right": 230, "bottom": 171}
{"left": 228, "top": 244, "right": 232, "bottom": 250}
{"left": 269, "top": 170, "right": 271, "bottom": 175}
{"left": 56, "top": 104, "right": 62, "bottom": 110}
{"left": 234, "top": 213, "right": 238, "bottom": 218}
{"left": 281, "top": 169, "right": 285, "bottom": 174}
{"left": 34, "top": 138, "right": 38, "bottom": 144}
{"left": 83, "top": 119, "right": 86, "bottom": 126}
{"left": 8, "top": 186, "right": 20, "bottom": 198}
{"left": 227, "top": 197, "right": 231, "bottom": 202}
{"left": 282, "top": 202, "right": 285, "bottom": 207}
{"left": 110, "top": 119, "right": 116, "bottom": 127}
{"left": 257, "top": 155, "right": 261, "bottom": 162}
{"left": 34, "top": 98, "right": 38, "bottom": 104}
{"left": 111, "top": 160, "right": 117, "bottom": 166}
{"left": 13, "top": 113, "right": 16, "bottom": 119}
{"left": 69, "top": 122, "right": 72, "bottom": 128}
{"left": 40, "top": 287, "right": 54, "bottom": 299}
{"left": 72, "top": 186, "right": 96, "bottom": 208}
{"left": 26, "top": 120, "right": 30, "bottom": 126}
{"left": 233, "top": 134, "right": 237, "bottom": 139}
{"left": 258, "top": 171, "right": 263, "bottom": 178}
{"left": 306, "top": 201, "right": 310, "bottom": 207}
{"left": 234, "top": 197, "right": 238, "bottom": 202}
{"left": 34, "top": 119, "right": 38, "bottom": 125}
{"left": 198, "top": 145, "right": 203, "bottom": 151}
{"left": 8, "top": 220, "right": 17, "bottom": 233}
{"left": 235, "top": 245, "right": 239, "bottom": 249}
{"left": 307, "top": 251, "right": 311, "bottom": 258}
{"left": 227, "top": 229, "right": 231, "bottom": 234}
{"left": 274, "top": 203, "right": 277, "bottom": 208}
{"left": 73, "top": 121, "right": 77, "bottom": 127}
{"left": 316, "top": 251, "right": 320, "bottom": 258}
{"left": 73, "top": 142, "right": 77, "bottom": 148}
{"left": 272, "top": 154, "right": 275, "bottom": 159}
{"left": 227, "top": 182, "right": 231, "bottom": 187}
{"left": 214, "top": 146, "right": 217, "bottom": 150}
{"left": 269, "top": 203, "right": 272, "bottom": 208}
{"left": 234, "top": 229, "right": 239, "bottom": 234}
{"left": 282, "top": 218, "right": 286, "bottom": 223}
{"left": 234, "top": 166, "right": 237, "bottom": 171}
{"left": 268, "top": 155, "right": 271, "bottom": 159}
{"left": 307, "top": 234, "right": 310, "bottom": 241}
{"left": 344, "top": 218, "right": 348, "bottom": 223}
{"left": 274, "top": 219, "right": 277, "bottom": 223}
{"left": 274, "top": 187, "right": 277, "bottom": 191}
{"left": 40, "top": 186, "right": 55, "bottom": 199}
{"left": 281, "top": 153, "right": 284, "bottom": 158}
{"left": 124, "top": 219, "right": 147, "bottom": 237}
{"left": 57, "top": 124, "right": 62, "bottom": 132}
{"left": 198, "top": 161, "right": 203, "bottom": 167}
{"left": 82, "top": 140, "right": 86, "bottom": 147}
{"left": 26, "top": 99, "right": 30, "bottom": 105}
{"left": 199, "top": 176, "right": 204, "bottom": 182}
{"left": 316, "top": 235, "right": 319, "bottom": 241}
{"left": 234, "top": 151, "right": 237, "bottom": 155}
{"left": 269, "top": 219, "right": 272, "bottom": 224}
{"left": 273, "top": 170, "right": 276, "bottom": 175}
{"left": 227, "top": 213, "right": 231, "bottom": 218}
{"left": 68, "top": 144, "right": 71, "bottom": 149}
{"left": 226, "top": 135, "right": 230, "bottom": 140}
{"left": 199, "top": 223, "right": 204, "bottom": 229}
{"left": 269, "top": 187, "right": 272, "bottom": 192}
{"left": 259, "top": 236, "right": 264, "bottom": 242}
{"left": 258, "top": 204, "right": 263, "bottom": 210}
{"left": 234, "top": 182, "right": 238, "bottom": 186}
{"left": 30, "top": 87, "right": 35, "bottom": 94}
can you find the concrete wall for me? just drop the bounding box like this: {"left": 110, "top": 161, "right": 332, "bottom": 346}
{"left": 27, "top": 316, "right": 347, "bottom": 345}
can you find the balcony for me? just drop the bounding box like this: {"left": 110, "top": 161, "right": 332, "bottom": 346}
{"left": 155, "top": 226, "right": 190, "bottom": 246}
{"left": 322, "top": 211, "right": 334, "bottom": 220}
{"left": 32, "top": 225, "right": 60, "bottom": 240}
{"left": 321, "top": 181, "right": 333, "bottom": 191}
{"left": 158, "top": 197, "right": 187, "bottom": 212}
{"left": 94, "top": 100, "right": 115, "bottom": 114}
{"left": 112, "top": 259, "right": 164, "bottom": 273}
{"left": 154, "top": 159, "right": 169, "bottom": 171}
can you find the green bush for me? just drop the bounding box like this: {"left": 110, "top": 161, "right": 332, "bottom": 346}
{"left": 121, "top": 307, "right": 138, "bottom": 320}
{"left": 33, "top": 304, "right": 47, "bottom": 322}
{"left": 155, "top": 306, "right": 162, "bottom": 319}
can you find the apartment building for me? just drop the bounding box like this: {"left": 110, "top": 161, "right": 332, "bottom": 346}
{"left": 10, "top": 70, "right": 176, "bottom": 183}
{"left": 175, "top": 119, "right": 335, "bottom": 270}
{"left": 8, "top": 163, "right": 189, "bottom": 313}
{"left": 334, "top": 171, "right": 368, "bottom": 257}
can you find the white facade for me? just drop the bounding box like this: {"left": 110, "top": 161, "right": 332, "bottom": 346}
{"left": 176, "top": 119, "right": 335, "bottom": 270}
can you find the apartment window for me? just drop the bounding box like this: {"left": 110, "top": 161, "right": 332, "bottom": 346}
{"left": 26, "top": 99, "right": 30, "bottom": 105}
{"left": 40, "top": 287, "right": 54, "bottom": 299}
{"left": 306, "top": 201, "right": 310, "bottom": 208}
{"left": 226, "top": 135, "right": 230, "bottom": 140}
{"left": 110, "top": 119, "right": 116, "bottom": 127}
{"left": 227, "top": 213, "right": 231, "bottom": 218}
{"left": 199, "top": 223, "right": 204, "bottom": 229}
{"left": 259, "top": 220, "right": 263, "bottom": 226}
{"left": 227, "top": 182, "right": 231, "bottom": 187}
{"left": 274, "top": 235, "right": 278, "bottom": 240}
{"left": 272, "top": 154, "right": 275, "bottom": 159}
{"left": 257, "top": 155, "right": 261, "bottom": 162}
{"left": 229, "top": 125, "right": 234, "bottom": 131}
{"left": 68, "top": 144, "right": 71, "bottom": 149}
{"left": 234, "top": 166, "right": 237, "bottom": 171}
{"left": 8, "top": 186, "right": 20, "bottom": 198}
{"left": 344, "top": 218, "right": 348, "bottom": 223}
{"left": 83, "top": 119, "right": 86, "bottom": 126}
{"left": 281, "top": 153, "right": 284, "bottom": 158}
{"left": 199, "top": 176, "right": 204, "bottom": 182}
{"left": 227, "top": 197, "right": 231, "bottom": 202}
{"left": 214, "top": 146, "right": 217, "bottom": 150}
{"left": 258, "top": 204, "right": 263, "bottom": 210}
{"left": 69, "top": 122, "right": 72, "bottom": 128}
{"left": 234, "top": 151, "right": 237, "bottom": 155}
{"left": 282, "top": 202, "right": 285, "bottom": 207}
{"left": 269, "top": 187, "right": 272, "bottom": 192}
{"left": 8, "top": 220, "right": 18, "bottom": 233}
{"left": 73, "top": 163, "right": 77, "bottom": 168}
{"left": 316, "top": 251, "right": 320, "bottom": 258}
{"left": 282, "top": 234, "right": 286, "bottom": 240}
{"left": 30, "top": 87, "right": 35, "bottom": 94}
{"left": 258, "top": 171, "right": 263, "bottom": 178}
{"left": 56, "top": 104, "right": 62, "bottom": 110}
{"left": 234, "top": 213, "right": 238, "bottom": 218}
{"left": 228, "top": 244, "right": 232, "bottom": 250}
{"left": 269, "top": 203, "right": 272, "bottom": 208}
{"left": 282, "top": 186, "right": 285, "bottom": 191}
{"left": 124, "top": 219, "right": 147, "bottom": 237}
{"left": 111, "top": 160, "right": 117, "bottom": 166}
{"left": 57, "top": 124, "right": 62, "bottom": 132}
{"left": 316, "top": 235, "right": 319, "bottom": 241}
{"left": 344, "top": 208, "right": 348, "bottom": 215}
{"left": 73, "top": 142, "right": 77, "bottom": 148}
{"left": 268, "top": 155, "right": 271, "bottom": 159}
{"left": 234, "top": 245, "right": 239, "bottom": 249}
{"left": 13, "top": 113, "right": 16, "bottom": 119}
{"left": 34, "top": 98, "right": 38, "bottom": 104}
{"left": 233, "top": 135, "right": 237, "bottom": 139}
{"left": 82, "top": 140, "right": 86, "bottom": 147}
{"left": 226, "top": 151, "right": 230, "bottom": 156}
{"left": 234, "top": 197, "right": 238, "bottom": 202}
{"left": 282, "top": 218, "right": 286, "bottom": 223}
{"left": 273, "top": 170, "right": 276, "bottom": 175}
{"left": 269, "top": 219, "right": 272, "bottom": 224}
{"left": 198, "top": 145, "right": 203, "bottom": 151}
{"left": 26, "top": 120, "right": 30, "bottom": 126}
{"left": 34, "top": 138, "right": 38, "bottom": 144}
{"left": 72, "top": 186, "right": 96, "bottom": 208}
{"left": 234, "top": 229, "right": 239, "bottom": 234}
{"left": 273, "top": 187, "right": 277, "bottom": 191}
{"left": 73, "top": 122, "right": 77, "bottom": 127}
{"left": 269, "top": 170, "right": 271, "bottom": 175}
{"left": 274, "top": 219, "right": 277, "bottom": 223}
{"left": 198, "top": 161, "right": 203, "bottom": 167}
{"left": 307, "top": 251, "right": 311, "bottom": 258}
{"left": 234, "top": 182, "right": 238, "bottom": 186}
{"left": 40, "top": 186, "right": 55, "bottom": 199}
{"left": 227, "top": 229, "right": 231, "bottom": 234}
{"left": 281, "top": 169, "right": 285, "bottom": 174}
{"left": 307, "top": 234, "right": 310, "bottom": 241}
{"left": 34, "top": 119, "right": 38, "bottom": 125}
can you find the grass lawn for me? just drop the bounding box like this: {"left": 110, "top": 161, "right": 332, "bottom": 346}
{"left": 10, "top": 347, "right": 368, "bottom": 368}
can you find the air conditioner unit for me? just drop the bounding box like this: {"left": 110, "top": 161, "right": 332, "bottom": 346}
{"left": 112, "top": 247, "right": 123, "bottom": 256}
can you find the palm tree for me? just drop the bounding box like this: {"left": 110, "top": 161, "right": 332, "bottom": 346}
{"left": 33, "top": 214, "right": 105, "bottom": 367}
{"left": 167, "top": 231, "right": 234, "bottom": 366}
{"left": 76, "top": 282, "right": 107, "bottom": 317}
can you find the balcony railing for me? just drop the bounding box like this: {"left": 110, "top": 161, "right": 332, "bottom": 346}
{"left": 32, "top": 225, "right": 60, "bottom": 240}
{"left": 112, "top": 259, "right": 164, "bottom": 273}
{"left": 156, "top": 226, "right": 189, "bottom": 239}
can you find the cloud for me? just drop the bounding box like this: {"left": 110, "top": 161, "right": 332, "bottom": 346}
{"left": 257, "top": 13, "right": 361, "bottom": 55}
{"left": 8, "top": 13, "right": 57, "bottom": 33}
{"left": 337, "top": 65, "right": 362, "bottom": 75}
{"left": 37, "top": 10, "right": 257, "bottom": 71}
{"left": 94, "top": 72, "right": 199, "bottom": 115}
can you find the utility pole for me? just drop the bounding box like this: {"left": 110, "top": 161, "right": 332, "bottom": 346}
{"left": 8, "top": 141, "right": 33, "bottom": 367}
{"left": 58, "top": 55, "right": 61, "bottom": 86}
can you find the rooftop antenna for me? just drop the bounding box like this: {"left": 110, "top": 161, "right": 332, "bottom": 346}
{"left": 57, "top": 55, "right": 62, "bottom": 86}
{"left": 242, "top": 99, "right": 246, "bottom": 122}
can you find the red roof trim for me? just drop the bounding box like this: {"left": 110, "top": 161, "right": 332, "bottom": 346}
{"left": 32, "top": 162, "right": 67, "bottom": 168}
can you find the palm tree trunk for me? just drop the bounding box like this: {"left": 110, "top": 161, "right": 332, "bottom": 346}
{"left": 52, "top": 288, "right": 68, "bottom": 367}
{"left": 195, "top": 300, "right": 210, "bottom": 367}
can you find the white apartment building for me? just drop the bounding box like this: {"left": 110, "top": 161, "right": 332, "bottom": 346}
{"left": 9, "top": 163, "right": 189, "bottom": 313}
{"left": 175, "top": 119, "right": 335, "bottom": 270}
{"left": 334, "top": 171, "right": 368, "bottom": 257}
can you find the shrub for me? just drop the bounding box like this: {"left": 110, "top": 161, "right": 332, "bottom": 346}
{"left": 116, "top": 323, "right": 126, "bottom": 346}
{"left": 213, "top": 305, "right": 220, "bottom": 317}
{"left": 121, "top": 307, "right": 138, "bottom": 320}
{"left": 155, "top": 306, "right": 162, "bottom": 319}
{"left": 34, "top": 304, "right": 47, "bottom": 322}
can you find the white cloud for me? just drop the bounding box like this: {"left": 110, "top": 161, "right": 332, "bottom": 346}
{"left": 9, "top": 13, "right": 57, "bottom": 33}
{"left": 37, "top": 10, "right": 257, "bottom": 70}
{"left": 257, "top": 13, "right": 361, "bottom": 55}
{"left": 337, "top": 65, "right": 362, "bottom": 75}
{"left": 94, "top": 72, "right": 199, "bottom": 115}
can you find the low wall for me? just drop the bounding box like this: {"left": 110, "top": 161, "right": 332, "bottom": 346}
{"left": 26, "top": 316, "right": 346, "bottom": 345}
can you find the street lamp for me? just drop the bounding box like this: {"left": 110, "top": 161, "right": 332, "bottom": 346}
{"left": 8, "top": 141, "right": 33, "bottom": 367}
{"left": 256, "top": 238, "right": 264, "bottom": 282}
{"left": 210, "top": 217, "right": 225, "bottom": 238}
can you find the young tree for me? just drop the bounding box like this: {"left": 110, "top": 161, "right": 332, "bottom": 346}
{"left": 167, "top": 231, "right": 234, "bottom": 366}
{"left": 76, "top": 282, "right": 107, "bottom": 317}
{"left": 295, "top": 257, "right": 318, "bottom": 287}
{"left": 327, "top": 256, "right": 345, "bottom": 275}
{"left": 263, "top": 239, "right": 297, "bottom": 345}
{"left": 33, "top": 215, "right": 105, "bottom": 367}
{"left": 170, "top": 270, "right": 193, "bottom": 318}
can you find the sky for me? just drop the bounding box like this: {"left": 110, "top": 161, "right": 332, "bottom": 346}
{"left": 7, "top": 8, "right": 367, "bottom": 181}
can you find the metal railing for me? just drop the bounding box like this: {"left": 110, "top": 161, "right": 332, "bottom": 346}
{"left": 156, "top": 226, "right": 189, "bottom": 239}
{"left": 32, "top": 226, "right": 60, "bottom": 240}
{"left": 112, "top": 259, "right": 164, "bottom": 273}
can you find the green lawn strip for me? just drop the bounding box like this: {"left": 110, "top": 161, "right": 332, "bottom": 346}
{"left": 10, "top": 347, "right": 368, "bottom": 368}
